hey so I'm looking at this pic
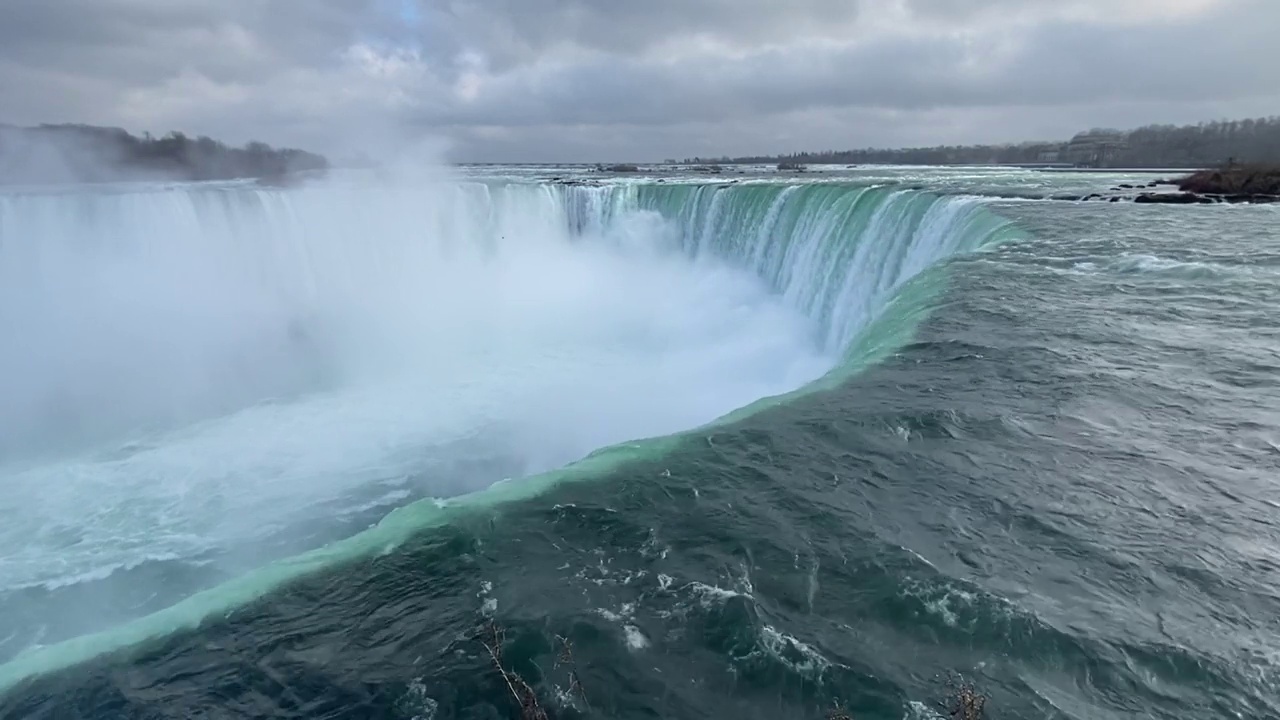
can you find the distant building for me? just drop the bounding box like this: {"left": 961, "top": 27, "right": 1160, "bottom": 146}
{"left": 1066, "top": 130, "right": 1127, "bottom": 167}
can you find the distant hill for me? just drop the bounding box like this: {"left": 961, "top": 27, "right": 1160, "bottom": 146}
{"left": 683, "top": 116, "right": 1280, "bottom": 169}
{"left": 0, "top": 124, "right": 328, "bottom": 186}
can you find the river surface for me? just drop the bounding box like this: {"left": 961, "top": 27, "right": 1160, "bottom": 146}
{"left": 1, "top": 166, "right": 1277, "bottom": 719}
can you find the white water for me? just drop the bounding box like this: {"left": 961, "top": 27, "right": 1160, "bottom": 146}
{"left": 0, "top": 178, "right": 835, "bottom": 598}
{"left": 0, "top": 173, "right": 1014, "bottom": 687}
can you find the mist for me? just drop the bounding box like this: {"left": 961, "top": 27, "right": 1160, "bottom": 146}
{"left": 0, "top": 172, "right": 835, "bottom": 655}
{"left": 0, "top": 124, "right": 329, "bottom": 187}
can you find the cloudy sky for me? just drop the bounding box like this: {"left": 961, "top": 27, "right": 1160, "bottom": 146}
{"left": 0, "top": 0, "right": 1275, "bottom": 162}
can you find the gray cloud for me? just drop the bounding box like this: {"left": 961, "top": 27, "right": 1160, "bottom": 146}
{"left": 0, "top": 0, "right": 1274, "bottom": 162}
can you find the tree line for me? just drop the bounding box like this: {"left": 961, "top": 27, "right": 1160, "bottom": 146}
{"left": 0, "top": 124, "right": 328, "bottom": 185}
{"left": 681, "top": 117, "right": 1280, "bottom": 168}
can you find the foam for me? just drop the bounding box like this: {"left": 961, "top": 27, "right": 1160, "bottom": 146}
{"left": 0, "top": 175, "right": 1015, "bottom": 690}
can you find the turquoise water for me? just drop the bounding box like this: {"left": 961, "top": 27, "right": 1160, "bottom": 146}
{"left": 1, "top": 167, "right": 1277, "bottom": 719}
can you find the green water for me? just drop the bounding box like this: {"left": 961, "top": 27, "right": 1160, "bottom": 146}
{"left": 2, "top": 168, "right": 1278, "bottom": 719}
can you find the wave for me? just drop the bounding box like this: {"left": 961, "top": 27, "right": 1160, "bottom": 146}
{"left": 1102, "top": 253, "right": 1236, "bottom": 279}
{"left": 0, "top": 176, "right": 1018, "bottom": 690}
{"left": 1064, "top": 253, "right": 1269, "bottom": 280}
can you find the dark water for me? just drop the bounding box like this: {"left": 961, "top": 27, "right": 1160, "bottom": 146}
{"left": 4, "top": 186, "right": 1280, "bottom": 719}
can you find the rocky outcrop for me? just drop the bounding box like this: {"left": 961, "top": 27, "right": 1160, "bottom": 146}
{"left": 1133, "top": 192, "right": 1214, "bottom": 204}
{"left": 1063, "top": 168, "right": 1280, "bottom": 204}
{"left": 1177, "top": 165, "right": 1280, "bottom": 195}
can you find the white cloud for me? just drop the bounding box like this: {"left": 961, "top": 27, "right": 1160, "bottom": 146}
{"left": 0, "top": 0, "right": 1272, "bottom": 162}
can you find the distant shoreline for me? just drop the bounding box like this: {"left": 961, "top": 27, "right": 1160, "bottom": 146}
{"left": 678, "top": 115, "right": 1280, "bottom": 171}
{"left": 0, "top": 124, "right": 328, "bottom": 187}
{"left": 455, "top": 161, "right": 1206, "bottom": 174}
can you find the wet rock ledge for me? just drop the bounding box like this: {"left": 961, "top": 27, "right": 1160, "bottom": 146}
{"left": 1120, "top": 165, "right": 1280, "bottom": 204}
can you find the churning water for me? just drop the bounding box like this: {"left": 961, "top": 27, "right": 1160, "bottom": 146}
{"left": 7, "top": 167, "right": 1273, "bottom": 720}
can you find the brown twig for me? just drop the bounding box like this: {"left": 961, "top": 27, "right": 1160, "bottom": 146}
{"left": 943, "top": 673, "right": 987, "bottom": 720}
{"left": 479, "top": 621, "right": 548, "bottom": 720}
{"left": 555, "top": 634, "right": 591, "bottom": 712}
{"left": 825, "top": 702, "right": 855, "bottom": 720}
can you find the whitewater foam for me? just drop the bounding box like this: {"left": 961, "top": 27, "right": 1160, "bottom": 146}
{"left": 0, "top": 174, "right": 1015, "bottom": 689}
{"left": 0, "top": 179, "right": 834, "bottom": 594}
